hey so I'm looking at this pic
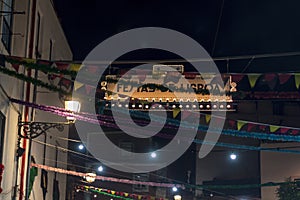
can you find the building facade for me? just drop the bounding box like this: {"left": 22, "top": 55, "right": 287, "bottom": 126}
{"left": 0, "top": 0, "right": 72, "bottom": 200}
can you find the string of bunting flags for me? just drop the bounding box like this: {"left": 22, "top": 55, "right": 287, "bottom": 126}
{"left": 31, "top": 163, "right": 184, "bottom": 189}
{"left": 9, "top": 97, "right": 300, "bottom": 141}
{"left": 30, "top": 163, "right": 300, "bottom": 194}
{"left": 0, "top": 54, "right": 300, "bottom": 100}
{"left": 76, "top": 185, "right": 169, "bottom": 200}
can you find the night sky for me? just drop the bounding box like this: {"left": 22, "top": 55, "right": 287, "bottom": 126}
{"left": 53, "top": 0, "right": 300, "bottom": 72}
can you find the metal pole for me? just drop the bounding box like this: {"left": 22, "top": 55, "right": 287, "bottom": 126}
{"left": 12, "top": 122, "right": 22, "bottom": 200}
{"left": 24, "top": 138, "right": 32, "bottom": 200}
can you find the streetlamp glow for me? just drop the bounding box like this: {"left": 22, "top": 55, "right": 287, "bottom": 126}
{"left": 151, "top": 152, "right": 157, "bottom": 158}
{"left": 98, "top": 166, "right": 103, "bottom": 172}
{"left": 172, "top": 186, "right": 178, "bottom": 192}
{"left": 78, "top": 144, "right": 84, "bottom": 150}
{"left": 174, "top": 195, "right": 182, "bottom": 200}
{"left": 230, "top": 153, "right": 237, "bottom": 160}
{"left": 84, "top": 172, "right": 96, "bottom": 183}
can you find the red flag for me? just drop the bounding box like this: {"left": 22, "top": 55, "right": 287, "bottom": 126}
{"left": 247, "top": 123, "right": 256, "bottom": 132}
{"left": 232, "top": 74, "right": 245, "bottom": 83}
{"left": 228, "top": 120, "right": 236, "bottom": 128}
{"left": 279, "top": 127, "right": 289, "bottom": 134}
{"left": 278, "top": 74, "right": 292, "bottom": 85}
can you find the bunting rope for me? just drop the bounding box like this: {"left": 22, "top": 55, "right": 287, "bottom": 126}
{"left": 31, "top": 163, "right": 184, "bottom": 189}
{"left": 0, "top": 66, "right": 69, "bottom": 94}
{"left": 9, "top": 97, "right": 300, "bottom": 142}
{"left": 77, "top": 185, "right": 168, "bottom": 200}
{"left": 31, "top": 163, "right": 299, "bottom": 191}
{"left": 1, "top": 54, "right": 300, "bottom": 100}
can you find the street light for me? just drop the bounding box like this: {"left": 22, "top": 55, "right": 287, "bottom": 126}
{"left": 172, "top": 186, "right": 178, "bottom": 192}
{"left": 97, "top": 166, "right": 103, "bottom": 172}
{"left": 84, "top": 172, "right": 96, "bottom": 183}
{"left": 78, "top": 144, "right": 85, "bottom": 150}
{"left": 17, "top": 100, "right": 81, "bottom": 200}
{"left": 230, "top": 152, "right": 237, "bottom": 160}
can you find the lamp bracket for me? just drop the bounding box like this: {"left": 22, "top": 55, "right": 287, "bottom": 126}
{"left": 18, "top": 121, "right": 69, "bottom": 139}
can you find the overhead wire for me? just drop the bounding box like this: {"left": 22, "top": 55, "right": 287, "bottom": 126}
{"left": 51, "top": 51, "right": 300, "bottom": 64}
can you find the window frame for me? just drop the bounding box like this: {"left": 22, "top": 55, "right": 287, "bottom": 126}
{"left": 1, "top": 0, "right": 14, "bottom": 53}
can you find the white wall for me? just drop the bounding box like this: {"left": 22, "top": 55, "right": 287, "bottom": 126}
{"left": 29, "top": 0, "right": 72, "bottom": 199}
{"left": 261, "top": 143, "right": 300, "bottom": 200}
{"left": 0, "top": 0, "right": 72, "bottom": 199}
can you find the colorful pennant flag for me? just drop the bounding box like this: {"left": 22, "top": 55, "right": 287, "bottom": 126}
{"left": 74, "top": 81, "right": 84, "bottom": 91}
{"left": 237, "top": 121, "right": 247, "bottom": 131}
{"left": 248, "top": 74, "right": 261, "bottom": 88}
{"left": 173, "top": 108, "right": 180, "bottom": 118}
{"left": 295, "top": 73, "right": 300, "bottom": 89}
{"left": 205, "top": 114, "right": 211, "bottom": 123}
{"left": 270, "top": 125, "right": 280, "bottom": 133}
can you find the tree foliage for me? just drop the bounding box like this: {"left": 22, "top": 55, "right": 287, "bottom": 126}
{"left": 276, "top": 177, "right": 300, "bottom": 200}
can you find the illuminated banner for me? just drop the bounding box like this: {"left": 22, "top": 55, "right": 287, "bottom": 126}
{"left": 101, "top": 71, "right": 236, "bottom": 103}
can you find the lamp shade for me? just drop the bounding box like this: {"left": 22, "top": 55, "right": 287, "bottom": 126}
{"left": 64, "top": 101, "right": 80, "bottom": 121}
{"left": 84, "top": 173, "right": 96, "bottom": 183}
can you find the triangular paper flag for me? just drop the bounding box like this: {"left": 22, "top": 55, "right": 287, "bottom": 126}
{"left": 248, "top": 74, "right": 260, "bottom": 88}
{"left": 69, "top": 63, "right": 81, "bottom": 72}
{"left": 291, "top": 129, "right": 299, "bottom": 135}
{"left": 247, "top": 123, "right": 256, "bottom": 132}
{"left": 173, "top": 108, "right": 180, "bottom": 118}
{"left": 237, "top": 121, "right": 246, "bottom": 131}
{"left": 278, "top": 74, "right": 291, "bottom": 85}
{"left": 74, "top": 81, "right": 84, "bottom": 91}
{"left": 124, "top": 193, "right": 129, "bottom": 197}
{"left": 270, "top": 125, "right": 280, "bottom": 133}
{"left": 295, "top": 73, "right": 300, "bottom": 89}
{"left": 181, "top": 111, "right": 192, "bottom": 120}
{"left": 85, "top": 85, "right": 94, "bottom": 95}
{"left": 232, "top": 74, "right": 244, "bottom": 83}
{"left": 228, "top": 120, "right": 236, "bottom": 128}
{"left": 265, "top": 74, "right": 277, "bottom": 90}
{"left": 11, "top": 63, "right": 20, "bottom": 72}
{"left": 205, "top": 114, "right": 211, "bottom": 123}
{"left": 111, "top": 191, "right": 115, "bottom": 195}
{"left": 280, "top": 127, "right": 289, "bottom": 134}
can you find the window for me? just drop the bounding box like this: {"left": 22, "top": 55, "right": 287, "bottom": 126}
{"left": 0, "top": 112, "right": 6, "bottom": 163}
{"left": 133, "top": 173, "right": 149, "bottom": 192}
{"left": 49, "top": 39, "right": 53, "bottom": 60}
{"left": 1, "top": 0, "right": 14, "bottom": 52}
{"left": 35, "top": 12, "right": 41, "bottom": 58}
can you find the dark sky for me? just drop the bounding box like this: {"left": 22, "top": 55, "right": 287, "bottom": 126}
{"left": 53, "top": 0, "right": 300, "bottom": 72}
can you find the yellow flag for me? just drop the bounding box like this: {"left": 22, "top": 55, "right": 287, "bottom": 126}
{"left": 295, "top": 73, "right": 300, "bottom": 89}
{"left": 69, "top": 63, "right": 81, "bottom": 72}
{"left": 270, "top": 125, "right": 280, "bottom": 133}
{"left": 138, "top": 195, "right": 142, "bottom": 200}
{"left": 248, "top": 74, "right": 260, "bottom": 88}
{"left": 124, "top": 193, "right": 129, "bottom": 197}
{"left": 237, "top": 121, "right": 246, "bottom": 131}
{"left": 74, "top": 81, "right": 84, "bottom": 91}
{"left": 111, "top": 191, "right": 115, "bottom": 195}
{"left": 173, "top": 108, "right": 180, "bottom": 118}
{"left": 205, "top": 114, "right": 211, "bottom": 123}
